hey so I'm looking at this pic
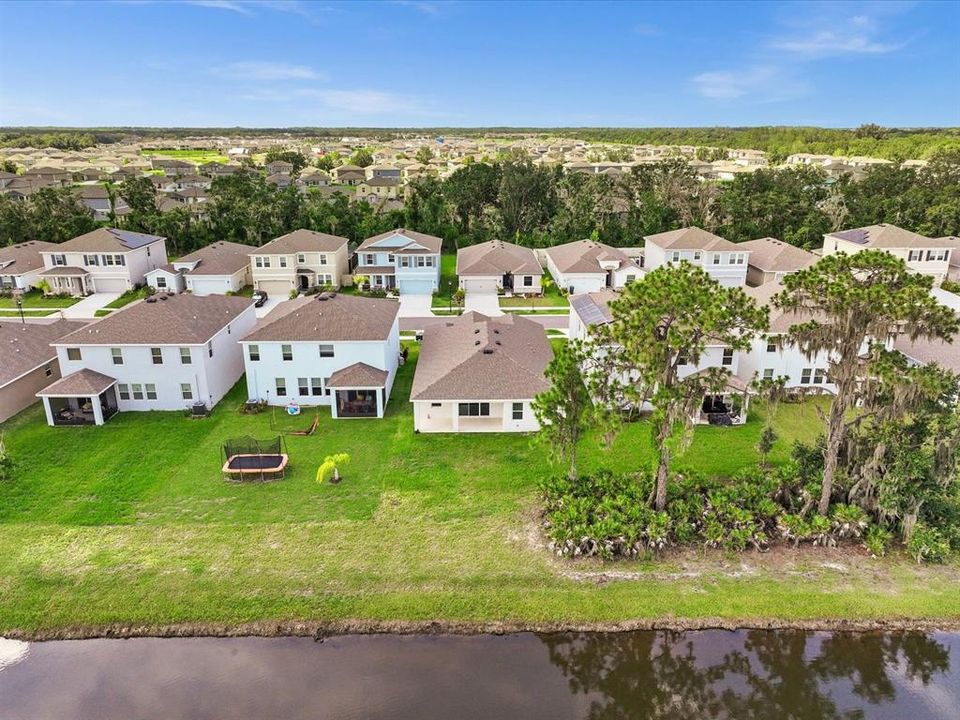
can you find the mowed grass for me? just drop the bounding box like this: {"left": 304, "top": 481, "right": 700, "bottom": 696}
{"left": 0, "top": 289, "right": 80, "bottom": 309}
{"left": 0, "top": 346, "right": 956, "bottom": 634}
{"left": 141, "top": 149, "right": 229, "bottom": 165}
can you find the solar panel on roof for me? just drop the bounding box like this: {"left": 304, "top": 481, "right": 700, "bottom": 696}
{"left": 572, "top": 296, "right": 608, "bottom": 327}
{"left": 109, "top": 228, "right": 163, "bottom": 249}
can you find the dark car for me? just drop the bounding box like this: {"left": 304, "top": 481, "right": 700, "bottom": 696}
{"left": 252, "top": 290, "right": 269, "bottom": 308}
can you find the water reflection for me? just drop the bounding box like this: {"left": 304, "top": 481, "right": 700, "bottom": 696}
{"left": 541, "top": 630, "right": 956, "bottom": 720}
{"left": 0, "top": 631, "right": 955, "bottom": 720}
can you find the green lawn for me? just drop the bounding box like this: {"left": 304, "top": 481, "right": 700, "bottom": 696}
{"left": 0, "top": 289, "right": 80, "bottom": 309}
{"left": 0, "top": 347, "right": 956, "bottom": 635}
{"left": 104, "top": 287, "right": 151, "bottom": 309}
{"left": 0, "top": 308, "right": 57, "bottom": 317}
{"left": 432, "top": 253, "right": 459, "bottom": 307}
{"left": 142, "top": 149, "right": 229, "bottom": 164}
{"left": 500, "top": 271, "right": 569, "bottom": 307}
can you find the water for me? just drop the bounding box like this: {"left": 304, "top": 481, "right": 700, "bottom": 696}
{"left": 0, "top": 630, "right": 957, "bottom": 719}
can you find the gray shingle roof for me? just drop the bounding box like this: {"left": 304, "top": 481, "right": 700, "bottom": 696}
{"left": 251, "top": 229, "right": 348, "bottom": 255}
{"left": 0, "top": 319, "right": 87, "bottom": 387}
{"left": 176, "top": 241, "right": 253, "bottom": 276}
{"left": 37, "top": 368, "right": 116, "bottom": 397}
{"left": 49, "top": 228, "right": 166, "bottom": 253}
{"left": 644, "top": 226, "right": 739, "bottom": 251}
{"left": 738, "top": 237, "right": 817, "bottom": 272}
{"left": 0, "top": 240, "right": 59, "bottom": 275}
{"left": 242, "top": 293, "right": 398, "bottom": 343}
{"left": 356, "top": 228, "right": 443, "bottom": 255}
{"left": 544, "top": 240, "right": 640, "bottom": 275}
{"left": 827, "top": 224, "right": 956, "bottom": 249}
{"left": 326, "top": 362, "right": 389, "bottom": 388}
{"left": 457, "top": 240, "right": 542, "bottom": 277}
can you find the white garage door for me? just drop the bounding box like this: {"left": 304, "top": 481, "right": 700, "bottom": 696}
{"left": 257, "top": 280, "right": 292, "bottom": 295}
{"left": 190, "top": 277, "right": 230, "bottom": 296}
{"left": 462, "top": 277, "right": 498, "bottom": 294}
{"left": 398, "top": 278, "right": 434, "bottom": 295}
{"left": 93, "top": 278, "right": 129, "bottom": 293}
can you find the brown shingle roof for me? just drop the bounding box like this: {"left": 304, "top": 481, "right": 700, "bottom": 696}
{"left": 251, "top": 229, "right": 348, "bottom": 255}
{"left": 827, "top": 224, "right": 956, "bottom": 250}
{"left": 176, "top": 241, "right": 252, "bottom": 276}
{"left": 0, "top": 319, "right": 86, "bottom": 387}
{"left": 894, "top": 321, "right": 960, "bottom": 374}
{"left": 0, "top": 240, "right": 59, "bottom": 276}
{"left": 242, "top": 293, "right": 398, "bottom": 343}
{"left": 410, "top": 312, "right": 552, "bottom": 401}
{"left": 457, "top": 240, "right": 542, "bottom": 277}
{"left": 544, "top": 240, "right": 640, "bottom": 274}
{"left": 644, "top": 226, "right": 739, "bottom": 251}
{"left": 738, "top": 237, "right": 817, "bottom": 273}
{"left": 37, "top": 368, "right": 116, "bottom": 397}
{"left": 56, "top": 294, "right": 253, "bottom": 345}
{"left": 356, "top": 228, "right": 443, "bottom": 255}
{"left": 326, "top": 362, "right": 389, "bottom": 388}
{"left": 48, "top": 228, "right": 166, "bottom": 253}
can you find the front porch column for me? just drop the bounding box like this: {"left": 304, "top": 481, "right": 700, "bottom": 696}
{"left": 92, "top": 399, "right": 105, "bottom": 426}
{"left": 41, "top": 397, "right": 55, "bottom": 427}
{"left": 376, "top": 390, "right": 384, "bottom": 418}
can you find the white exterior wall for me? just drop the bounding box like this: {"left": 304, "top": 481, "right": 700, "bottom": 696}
{"left": 823, "top": 236, "right": 951, "bottom": 284}
{"left": 52, "top": 305, "right": 253, "bottom": 412}
{"left": 187, "top": 269, "right": 248, "bottom": 296}
{"left": 676, "top": 345, "right": 740, "bottom": 380}
{"left": 413, "top": 399, "right": 540, "bottom": 433}
{"left": 644, "top": 241, "right": 748, "bottom": 287}
{"left": 41, "top": 240, "right": 168, "bottom": 293}
{"left": 145, "top": 269, "right": 185, "bottom": 294}
{"left": 737, "top": 336, "right": 837, "bottom": 393}
{"left": 240, "top": 317, "right": 400, "bottom": 409}
{"left": 459, "top": 274, "right": 543, "bottom": 294}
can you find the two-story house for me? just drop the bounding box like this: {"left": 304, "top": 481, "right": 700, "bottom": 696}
{"left": 37, "top": 228, "right": 168, "bottom": 296}
{"left": 249, "top": 229, "right": 350, "bottom": 295}
{"left": 240, "top": 293, "right": 400, "bottom": 419}
{"left": 354, "top": 228, "right": 442, "bottom": 295}
{"left": 737, "top": 237, "right": 817, "bottom": 286}
{"left": 541, "top": 240, "right": 643, "bottom": 295}
{"left": 643, "top": 227, "right": 749, "bottom": 288}
{"left": 821, "top": 224, "right": 955, "bottom": 285}
{"left": 38, "top": 294, "right": 256, "bottom": 425}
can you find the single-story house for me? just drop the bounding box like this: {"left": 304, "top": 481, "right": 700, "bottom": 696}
{"left": 542, "top": 240, "right": 643, "bottom": 295}
{"left": 0, "top": 240, "right": 59, "bottom": 291}
{"left": 146, "top": 241, "right": 253, "bottom": 296}
{"left": 457, "top": 240, "right": 543, "bottom": 295}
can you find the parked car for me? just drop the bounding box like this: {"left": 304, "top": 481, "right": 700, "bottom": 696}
{"left": 252, "top": 290, "right": 269, "bottom": 308}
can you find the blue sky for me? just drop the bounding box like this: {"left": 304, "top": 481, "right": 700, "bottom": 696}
{"left": 1, "top": 0, "right": 958, "bottom": 127}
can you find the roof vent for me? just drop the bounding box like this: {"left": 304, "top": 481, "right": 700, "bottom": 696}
{"left": 474, "top": 328, "right": 480, "bottom": 334}
{"left": 482, "top": 348, "right": 494, "bottom": 354}
{"left": 474, "top": 340, "right": 481, "bottom": 346}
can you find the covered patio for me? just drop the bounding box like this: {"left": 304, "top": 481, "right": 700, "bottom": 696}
{"left": 38, "top": 369, "right": 119, "bottom": 426}
{"left": 327, "top": 362, "right": 389, "bottom": 419}
{"left": 39, "top": 267, "right": 91, "bottom": 296}
{"left": 692, "top": 373, "right": 750, "bottom": 426}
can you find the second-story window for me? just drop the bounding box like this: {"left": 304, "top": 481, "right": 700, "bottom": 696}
{"left": 111, "top": 348, "right": 123, "bottom": 365}
{"left": 151, "top": 347, "right": 163, "bottom": 365}
{"left": 52, "top": 254, "right": 66, "bottom": 266}
{"left": 297, "top": 254, "right": 306, "bottom": 264}
{"left": 248, "top": 344, "right": 260, "bottom": 361}
{"left": 279, "top": 257, "right": 288, "bottom": 268}
{"left": 722, "top": 348, "right": 734, "bottom": 366}
{"left": 693, "top": 251, "right": 702, "bottom": 262}
{"left": 180, "top": 347, "right": 192, "bottom": 364}
{"left": 670, "top": 251, "right": 681, "bottom": 263}
{"left": 319, "top": 344, "right": 334, "bottom": 358}
{"left": 319, "top": 254, "right": 327, "bottom": 265}
{"left": 282, "top": 344, "right": 293, "bottom": 361}
{"left": 83, "top": 254, "right": 99, "bottom": 266}
{"left": 66, "top": 347, "right": 81, "bottom": 361}
{"left": 908, "top": 250, "right": 923, "bottom": 262}
{"left": 712, "top": 253, "right": 721, "bottom": 265}
{"left": 207, "top": 340, "right": 213, "bottom": 358}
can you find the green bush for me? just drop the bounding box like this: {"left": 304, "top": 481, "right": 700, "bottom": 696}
{"left": 864, "top": 525, "right": 893, "bottom": 557}
{"left": 830, "top": 503, "right": 869, "bottom": 539}
{"left": 908, "top": 524, "right": 951, "bottom": 564}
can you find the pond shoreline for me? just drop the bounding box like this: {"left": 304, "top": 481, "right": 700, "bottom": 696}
{"left": 7, "top": 616, "right": 960, "bottom": 642}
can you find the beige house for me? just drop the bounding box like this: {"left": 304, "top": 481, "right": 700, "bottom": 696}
{"left": 737, "top": 237, "right": 818, "bottom": 286}
{"left": 0, "top": 240, "right": 59, "bottom": 291}
{"left": 822, "top": 224, "right": 955, "bottom": 285}
{"left": 249, "top": 229, "right": 350, "bottom": 295}
{"left": 457, "top": 240, "right": 543, "bottom": 295}
{"left": 0, "top": 319, "right": 86, "bottom": 423}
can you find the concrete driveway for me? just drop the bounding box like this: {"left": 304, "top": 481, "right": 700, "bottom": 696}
{"left": 398, "top": 294, "right": 434, "bottom": 318}
{"left": 255, "top": 297, "right": 286, "bottom": 319}
{"left": 61, "top": 292, "right": 122, "bottom": 319}
{"left": 464, "top": 291, "right": 503, "bottom": 316}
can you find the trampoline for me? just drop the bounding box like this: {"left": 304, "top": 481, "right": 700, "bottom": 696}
{"left": 221, "top": 435, "right": 288, "bottom": 481}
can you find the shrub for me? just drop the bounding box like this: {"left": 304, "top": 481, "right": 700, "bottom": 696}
{"left": 864, "top": 525, "right": 892, "bottom": 557}
{"left": 907, "top": 524, "right": 950, "bottom": 564}
{"left": 0, "top": 436, "right": 12, "bottom": 482}
{"left": 830, "top": 503, "right": 869, "bottom": 539}
{"left": 288, "top": 289, "right": 299, "bottom": 300}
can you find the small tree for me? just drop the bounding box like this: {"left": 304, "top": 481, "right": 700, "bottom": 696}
{"left": 533, "top": 340, "right": 593, "bottom": 480}
{"left": 350, "top": 148, "right": 374, "bottom": 168}
{"left": 0, "top": 434, "right": 13, "bottom": 482}
{"left": 317, "top": 453, "right": 351, "bottom": 484}
{"left": 752, "top": 374, "right": 787, "bottom": 468}
{"left": 352, "top": 273, "right": 369, "bottom": 290}
{"left": 415, "top": 146, "right": 435, "bottom": 164}
{"left": 774, "top": 250, "right": 958, "bottom": 515}
{"left": 453, "top": 287, "right": 465, "bottom": 314}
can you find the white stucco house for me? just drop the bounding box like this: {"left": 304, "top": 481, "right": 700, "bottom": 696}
{"left": 240, "top": 292, "right": 400, "bottom": 419}
{"left": 0, "top": 240, "right": 58, "bottom": 291}
{"left": 145, "top": 241, "right": 253, "bottom": 296}
{"left": 249, "top": 229, "right": 350, "bottom": 296}
{"left": 821, "top": 224, "right": 955, "bottom": 285}
{"left": 354, "top": 228, "right": 442, "bottom": 295}
{"left": 410, "top": 312, "right": 552, "bottom": 433}
{"left": 643, "top": 227, "right": 749, "bottom": 288}
{"left": 456, "top": 240, "right": 543, "bottom": 295}
{"left": 541, "top": 240, "right": 643, "bottom": 295}
{"left": 36, "top": 228, "right": 169, "bottom": 296}
{"left": 38, "top": 294, "right": 256, "bottom": 425}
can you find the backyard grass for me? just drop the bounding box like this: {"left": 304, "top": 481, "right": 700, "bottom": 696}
{"left": 432, "top": 253, "right": 459, "bottom": 307}
{"left": 0, "top": 346, "right": 956, "bottom": 635}
{"left": 141, "top": 148, "right": 229, "bottom": 165}
{"left": 0, "top": 289, "right": 80, "bottom": 309}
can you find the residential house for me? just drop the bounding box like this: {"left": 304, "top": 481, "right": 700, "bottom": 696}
{"left": 331, "top": 164, "right": 366, "bottom": 185}
{"left": 23, "top": 166, "right": 71, "bottom": 185}
{"left": 894, "top": 316, "right": 960, "bottom": 375}
{"left": 74, "top": 185, "right": 130, "bottom": 222}
{"left": 456, "top": 240, "right": 543, "bottom": 295}
{"left": 354, "top": 228, "right": 442, "bottom": 295}
{"left": 366, "top": 163, "right": 401, "bottom": 181}
{"left": 249, "top": 229, "right": 350, "bottom": 295}
{"left": 410, "top": 312, "right": 551, "bottom": 433}
{"left": 821, "top": 224, "right": 955, "bottom": 285}
{"left": 737, "top": 237, "right": 818, "bottom": 286}
{"left": 0, "top": 241, "right": 59, "bottom": 291}
{"left": 298, "top": 170, "right": 329, "bottom": 188}
{"left": 39, "top": 294, "right": 256, "bottom": 425}
{"left": 265, "top": 160, "right": 294, "bottom": 175}
{"left": 542, "top": 239, "right": 643, "bottom": 295}
{"left": 240, "top": 292, "right": 400, "bottom": 418}
{"left": 266, "top": 173, "right": 292, "bottom": 189}
{"left": 356, "top": 176, "right": 400, "bottom": 203}
{"left": 0, "top": 319, "right": 86, "bottom": 423}
{"left": 38, "top": 228, "right": 168, "bottom": 296}
{"left": 643, "top": 227, "right": 749, "bottom": 288}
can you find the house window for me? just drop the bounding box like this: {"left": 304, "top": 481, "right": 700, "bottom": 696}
{"left": 151, "top": 347, "right": 163, "bottom": 365}
{"left": 387, "top": 254, "right": 395, "bottom": 264}
{"left": 712, "top": 253, "right": 721, "bottom": 265}
{"left": 523, "top": 275, "right": 533, "bottom": 287}
{"left": 512, "top": 402, "right": 524, "bottom": 420}
{"left": 83, "top": 254, "right": 99, "bottom": 266}
{"left": 364, "top": 253, "right": 375, "bottom": 265}
{"left": 722, "top": 348, "right": 734, "bottom": 366}
{"left": 458, "top": 402, "right": 490, "bottom": 417}
{"left": 282, "top": 344, "right": 293, "bottom": 361}
{"left": 762, "top": 368, "right": 774, "bottom": 380}
{"left": 52, "top": 254, "right": 66, "bottom": 266}
{"left": 400, "top": 256, "right": 411, "bottom": 268}
{"left": 297, "top": 254, "right": 306, "bottom": 264}
{"left": 766, "top": 337, "right": 777, "bottom": 352}
{"left": 180, "top": 347, "right": 192, "bottom": 364}
{"left": 118, "top": 384, "right": 130, "bottom": 400}
{"left": 111, "top": 348, "right": 123, "bottom": 365}
{"left": 145, "top": 384, "right": 157, "bottom": 400}
{"left": 927, "top": 249, "right": 947, "bottom": 262}
{"left": 908, "top": 250, "right": 923, "bottom": 262}
{"left": 255, "top": 257, "right": 264, "bottom": 268}
{"left": 279, "top": 257, "right": 288, "bottom": 268}
{"left": 670, "top": 251, "right": 681, "bottom": 263}
{"left": 66, "top": 347, "right": 81, "bottom": 361}
{"left": 248, "top": 344, "right": 260, "bottom": 361}
{"left": 275, "top": 378, "right": 287, "bottom": 397}
{"left": 319, "top": 254, "right": 327, "bottom": 265}
{"left": 693, "top": 251, "right": 702, "bottom": 262}
{"left": 625, "top": 275, "right": 636, "bottom": 284}
{"left": 814, "top": 368, "right": 827, "bottom": 384}
{"left": 298, "top": 377, "right": 309, "bottom": 396}
{"left": 730, "top": 253, "right": 746, "bottom": 265}
{"left": 156, "top": 276, "right": 167, "bottom": 288}
{"left": 44, "top": 363, "right": 52, "bottom": 377}
{"left": 131, "top": 383, "right": 144, "bottom": 400}
{"left": 416, "top": 256, "right": 426, "bottom": 267}
{"left": 319, "top": 344, "right": 334, "bottom": 358}
{"left": 801, "top": 368, "right": 812, "bottom": 385}
{"left": 103, "top": 254, "right": 115, "bottom": 266}
{"left": 311, "top": 377, "right": 323, "bottom": 396}
{"left": 180, "top": 383, "right": 193, "bottom": 401}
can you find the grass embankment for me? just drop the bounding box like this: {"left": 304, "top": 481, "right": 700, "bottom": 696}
{"left": 0, "top": 290, "right": 80, "bottom": 309}
{"left": 0, "top": 346, "right": 957, "bottom": 637}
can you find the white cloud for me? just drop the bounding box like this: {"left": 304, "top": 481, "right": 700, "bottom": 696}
{"left": 770, "top": 29, "right": 902, "bottom": 58}
{"left": 691, "top": 65, "right": 807, "bottom": 102}
{"left": 182, "top": 0, "right": 252, "bottom": 13}
{"left": 213, "top": 61, "right": 324, "bottom": 80}
{"left": 391, "top": 1, "right": 446, "bottom": 16}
